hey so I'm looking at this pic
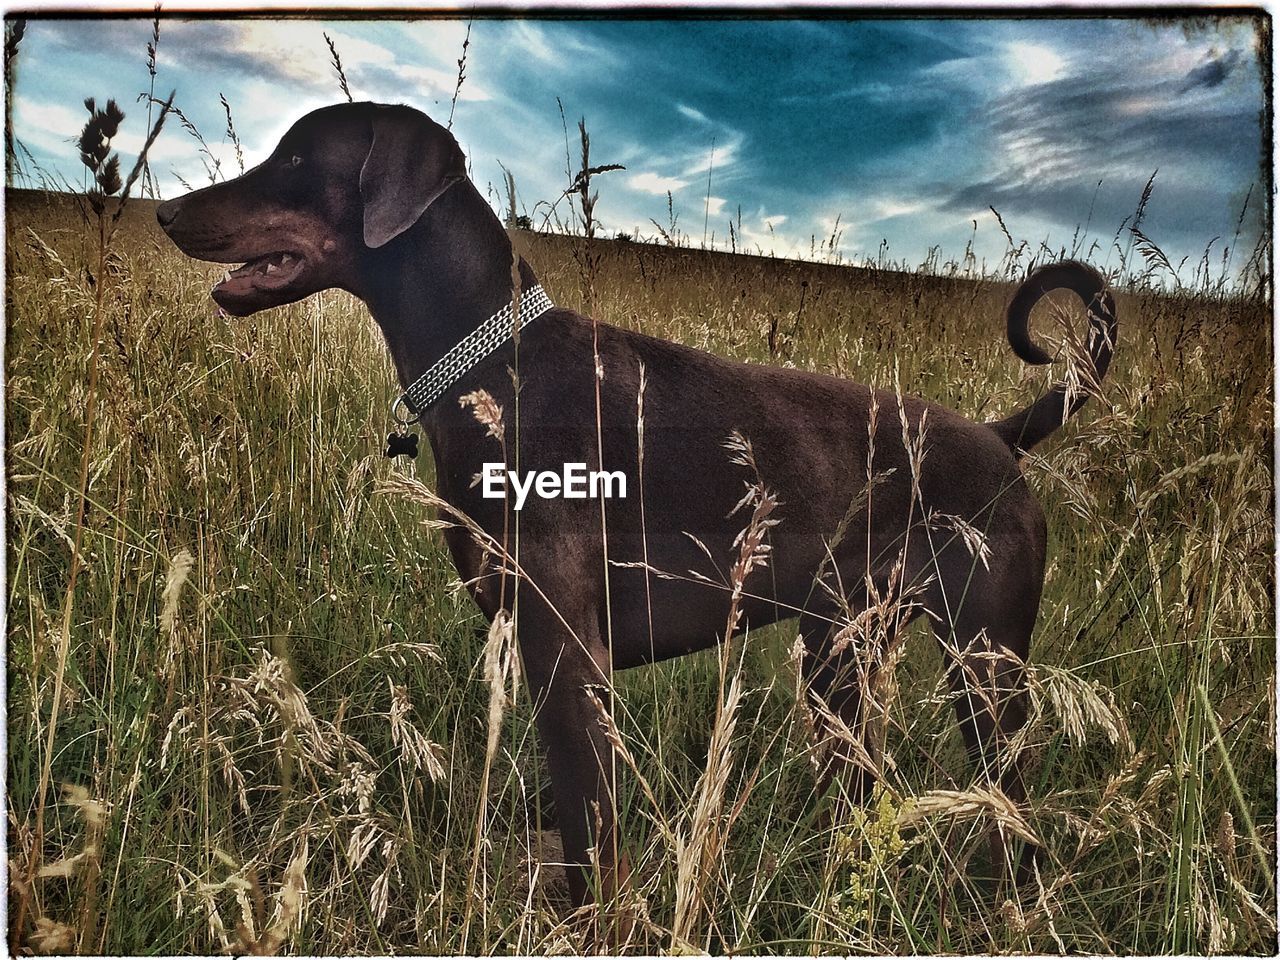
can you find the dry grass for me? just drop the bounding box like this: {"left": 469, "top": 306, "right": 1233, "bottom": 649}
{"left": 5, "top": 179, "right": 1274, "bottom": 954}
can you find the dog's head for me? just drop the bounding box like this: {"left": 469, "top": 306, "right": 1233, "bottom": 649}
{"left": 157, "top": 101, "right": 466, "bottom": 316}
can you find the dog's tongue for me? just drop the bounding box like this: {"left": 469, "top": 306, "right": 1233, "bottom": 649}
{"left": 214, "top": 262, "right": 259, "bottom": 297}
{"left": 212, "top": 252, "right": 301, "bottom": 297}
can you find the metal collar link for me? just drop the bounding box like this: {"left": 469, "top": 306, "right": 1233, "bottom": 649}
{"left": 390, "top": 284, "right": 555, "bottom": 425}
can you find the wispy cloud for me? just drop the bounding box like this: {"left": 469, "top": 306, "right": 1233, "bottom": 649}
{"left": 862, "top": 197, "right": 927, "bottom": 223}
{"left": 506, "top": 21, "right": 557, "bottom": 64}
{"left": 628, "top": 171, "right": 690, "bottom": 195}
{"left": 499, "top": 20, "right": 617, "bottom": 70}
{"left": 679, "top": 132, "right": 743, "bottom": 182}
{"left": 677, "top": 103, "right": 710, "bottom": 123}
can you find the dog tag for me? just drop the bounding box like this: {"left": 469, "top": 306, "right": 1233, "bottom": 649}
{"left": 384, "top": 430, "right": 419, "bottom": 459}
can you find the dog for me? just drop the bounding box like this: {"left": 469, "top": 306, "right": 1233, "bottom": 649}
{"left": 157, "top": 101, "right": 1116, "bottom": 913}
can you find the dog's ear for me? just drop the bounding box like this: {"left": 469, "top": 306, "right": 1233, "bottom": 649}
{"left": 360, "top": 104, "right": 467, "bottom": 249}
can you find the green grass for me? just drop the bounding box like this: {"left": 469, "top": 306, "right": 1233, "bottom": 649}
{"left": 6, "top": 188, "right": 1274, "bottom": 954}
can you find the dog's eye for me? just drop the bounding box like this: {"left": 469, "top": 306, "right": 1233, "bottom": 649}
{"left": 290, "top": 155, "right": 303, "bottom": 168}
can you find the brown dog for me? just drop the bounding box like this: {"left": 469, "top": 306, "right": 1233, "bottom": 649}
{"left": 157, "top": 101, "right": 1116, "bottom": 910}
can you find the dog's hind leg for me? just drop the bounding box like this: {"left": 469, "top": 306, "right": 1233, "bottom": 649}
{"left": 928, "top": 568, "right": 1041, "bottom": 886}
{"left": 800, "top": 610, "right": 876, "bottom": 807}
{"left": 799, "top": 587, "right": 921, "bottom": 808}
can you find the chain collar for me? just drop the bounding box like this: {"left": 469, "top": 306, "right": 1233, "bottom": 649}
{"left": 390, "top": 284, "right": 555, "bottom": 425}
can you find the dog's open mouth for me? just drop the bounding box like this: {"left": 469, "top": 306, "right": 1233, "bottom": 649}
{"left": 214, "top": 251, "right": 305, "bottom": 296}
{"left": 211, "top": 251, "right": 308, "bottom": 314}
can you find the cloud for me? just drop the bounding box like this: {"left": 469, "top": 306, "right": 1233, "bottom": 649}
{"left": 13, "top": 95, "right": 226, "bottom": 170}
{"left": 958, "top": 69, "right": 1258, "bottom": 189}
{"left": 864, "top": 197, "right": 926, "bottom": 222}
{"left": 150, "top": 21, "right": 492, "bottom": 114}
{"left": 499, "top": 20, "right": 617, "bottom": 70}
{"left": 400, "top": 19, "right": 474, "bottom": 68}
{"left": 936, "top": 38, "right": 1264, "bottom": 267}
{"left": 1181, "top": 48, "right": 1242, "bottom": 92}
{"left": 730, "top": 211, "right": 817, "bottom": 259}
{"left": 307, "top": 26, "right": 491, "bottom": 102}
{"left": 357, "top": 62, "right": 492, "bottom": 106}
{"left": 14, "top": 99, "right": 81, "bottom": 144}
{"left": 677, "top": 103, "right": 710, "bottom": 123}
{"left": 156, "top": 21, "right": 336, "bottom": 93}
{"left": 1006, "top": 41, "right": 1065, "bottom": 86}
{"left": 678, "top": 133, "right": 743, "bottom": 181}
{"left": 506, "top": 21, "right": 557, "bottom": 65}
{"left": 628, "top": 171, "right": 690, "bottom": 195}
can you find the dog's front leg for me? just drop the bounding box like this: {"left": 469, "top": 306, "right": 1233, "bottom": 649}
{"left": 521, "top": 608, "right": 632, "bottom": 928}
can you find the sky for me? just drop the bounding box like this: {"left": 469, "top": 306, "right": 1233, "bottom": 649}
{"left": 6, "top": 15, "right": 1269, "bottom": 281}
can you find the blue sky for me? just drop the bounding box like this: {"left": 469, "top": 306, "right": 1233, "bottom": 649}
{"left": 8, "top": 15, "right": 1267, "bottom": 279}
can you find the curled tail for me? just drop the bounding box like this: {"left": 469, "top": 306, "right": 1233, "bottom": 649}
{"left": 990, "top": 260, "right": 1117, "bottom": 457}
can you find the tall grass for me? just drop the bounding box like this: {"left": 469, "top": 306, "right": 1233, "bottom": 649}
{"left": 6, "top": 182, "right": 1272, "bottom": 953}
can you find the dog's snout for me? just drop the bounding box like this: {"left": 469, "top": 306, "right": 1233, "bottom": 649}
{"left": 155, "top": 197, "right": 181, "bottom": 230}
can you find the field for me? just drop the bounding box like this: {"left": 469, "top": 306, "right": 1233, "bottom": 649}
{"left": 5, "top": 186, "right": 1275, "bottom": 954}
